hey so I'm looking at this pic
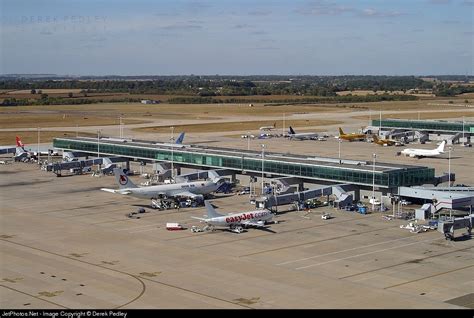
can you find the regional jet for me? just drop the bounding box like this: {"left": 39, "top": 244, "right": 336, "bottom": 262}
{"left": 259, "top": 122, "right": 276, "bottom": 131}
{"left": 400, "top": 140, "right": 446, "bottom": 158}
{"left": 16, "top": 136, "right": 60, "bottom": 157}
{"left": 192, "top": 201, "right": 274, "bottom": 233}
{"left": 287, "top": 126, "right": 318, "bottom": 140}
{"left": 101, "top": 168, "right": 225, "bottom": 200}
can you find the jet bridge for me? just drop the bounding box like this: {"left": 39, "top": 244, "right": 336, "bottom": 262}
{"left": 46, "top": 157, "right": 128, "bottom": 176}
{"left": 174, "top": 169, "right": 235, "bottom": 182}
{"left": 258, "top": 184, "right": 353, "bottom": 209}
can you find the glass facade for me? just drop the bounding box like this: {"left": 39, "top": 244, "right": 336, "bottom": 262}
{"left": 372, "top": 119, "right": 473, "bottom": 132}
{"left": 54, "top": 138, "right": 435, "bottom": 188}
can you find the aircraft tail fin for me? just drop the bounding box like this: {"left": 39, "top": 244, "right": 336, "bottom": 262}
{"left": 207, "top": 170, "right": 225, "bottom": 185}
{"left": 15, "top": 147, "right": 26, "bottom": 158}
{"left": 16, "top": 136, "right": 25, "bottom": 148}
{"left": 338, "top": 127, "right": 345, "bottom": 136}
{"left": 436, "top": 140, "right": 446, "bottom": 153}
{"left": 289, "top": 126, "right": 296, "bottom": 135}
{"left": 204, "top": 201, "right": 225, "bottom": 218}
{"left": 102, "top": 157, "right": 112, "bottom": 166}
{"left": 113, "top": 168, "right": 137, "bottom": 189}
{"left": 175, "top": 132, "right": 185, "bottom": 144}
{"left": 273, "top": 122, "right": 276, "bottom": 128}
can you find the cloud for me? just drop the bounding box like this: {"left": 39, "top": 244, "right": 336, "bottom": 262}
{"left": 296, "top": 1, "right": 405, "bottom": 19}
{"left": 338, "top": 35, "right": 364, "bottom": 41}
{"left": 412, "top": 28, "right": 424, "bottom": 32}
{"left": 295, "top": 0, "right": 354, "bottom": 16}
{"left": 184, "top": 1, "right": 211, "bottom": 12}
{"left": 259, "top": 38, "right": 276, "bottom": 43}
{"left": 251, "top": 46, "right": 280, "bottom": 50}
{"left": 464, "top": 31, "right": 474, "bottom": 35}
{"left": 442, "top": 20, "right": 460, "bottom": 24}
{"left": 359, "top": 8, "right": 405, "bottom": 18}
{"left": 249, "top": 30, "right": 268, "bottom": 35}
{"left": 458, "top": 52, "right": 472, "bottom": 57}
{"left": 427, "top": 0, "right": 452, "bottom": 4}
{"left": 461, "top": 0, "right": 474, "bottom": 5}
{"left": 161, "top": 24, "right": 203, "bottom": 30}
{"left": 248, "top": 10, "right": 272, "bottom": 16}
{"left": 234, "top": 24, "right": 254, "bottom": 29}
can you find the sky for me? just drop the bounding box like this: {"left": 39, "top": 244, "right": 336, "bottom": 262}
{"left": 0, "top": 0, "right": 472, "bottom": 75}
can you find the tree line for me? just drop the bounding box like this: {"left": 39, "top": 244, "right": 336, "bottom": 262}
{"left": 0, "top": 75, "right": 434, "bottom": 96}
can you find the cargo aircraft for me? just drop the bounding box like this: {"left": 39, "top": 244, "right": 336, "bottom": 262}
{"left": 337, "top": 128, "right": 366, "bottom": 141}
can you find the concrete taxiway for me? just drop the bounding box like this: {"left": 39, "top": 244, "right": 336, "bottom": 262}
{"left": 1, "top": 163, "right": 473, "bottom": 309}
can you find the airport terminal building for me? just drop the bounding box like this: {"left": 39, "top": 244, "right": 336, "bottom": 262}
{"left": 53, "top": 137, "right": 436, "bottom": 194}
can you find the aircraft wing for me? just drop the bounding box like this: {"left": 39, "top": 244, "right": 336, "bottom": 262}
{"left": 191, "top": 216, "right": 208, "bottom": 221}
{"left": 173, "top": 190, "right": 202, "bottom": 199}
{"left": 101, "top": 188, "right": 133, "bottom": 195}
{"left": 241, "top": 220, "right": 267, "bottom": 228}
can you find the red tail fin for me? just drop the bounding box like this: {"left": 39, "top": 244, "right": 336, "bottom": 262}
{"left": 16, "top": 136, "right": 25, "bottom": 148}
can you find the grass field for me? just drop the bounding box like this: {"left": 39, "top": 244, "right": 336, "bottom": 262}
{"left": 0, "top": 131, "right": 96, "bottom": 146}
{"left": 0, "top": 102, "right": 349, "bottom": 118}
{"left": 135, "top": 119, "right": 342, "bottom": 134}
{"left": 0, "top": 97, "right": 471, "bottom": 135}
{"left": 0, "top": 113, "right": 146, "bottom": 129}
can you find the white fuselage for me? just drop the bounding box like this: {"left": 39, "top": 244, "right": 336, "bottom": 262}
{"left": 204, "top": 210, "right": 273, "bottom": 227}
{"left": 120, "top": 180, "right": 219, "bottom": 199}
{"left": 401, "top": 148, "right": 443, "bottom": 158}
{"left": 289, "top": 133, "right": 318, "bottom": 140}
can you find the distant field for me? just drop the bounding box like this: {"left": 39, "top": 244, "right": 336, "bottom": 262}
{"left": 0, "top": 113, "right": 146, "bottom": 129}
{"left": 0, "top": 98, "right": 471, "bottom": 132}
{"left": 0, "top": 102, "right": 348, "bottom": 118}
{"left": 0, "top": 131, "right": 96, "bottom": 146}
{"left": 5, "top": 89, "right": 87, "bottom": 94}
{"left": 135, "top": 119, "right": 342, "bottom": 134}
{"left": 352, "top": 110, "right": 474, "bottom": 121}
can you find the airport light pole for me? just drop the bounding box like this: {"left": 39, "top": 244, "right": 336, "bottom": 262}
{"left": 283, "top": 113, "right": 286, "bottom": 136}
{"left": 261, "top": 144, "right": 265, "bottom": 195}
{"left": 171, "top": 126, "right": 174, "bottom": 179}
{"left": 97, "top": 129, "right": 101, "bottom": 170}
{"left": 119, "top": 116, "right": 123, "bottom": 138}
{"left": 37, "top": 127, "right": 40, "bottom": 164}
{"left": 247, "top": 131, "right": 250, "bottom": 151}
{"left": 372, "top": 153, "right": 376, "bottom": 212}
{"left": 448, "top": 146, "right": 452, "bottom": 188}
{"left": 338, "top": 139, "right": 342, "bottom": 164}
